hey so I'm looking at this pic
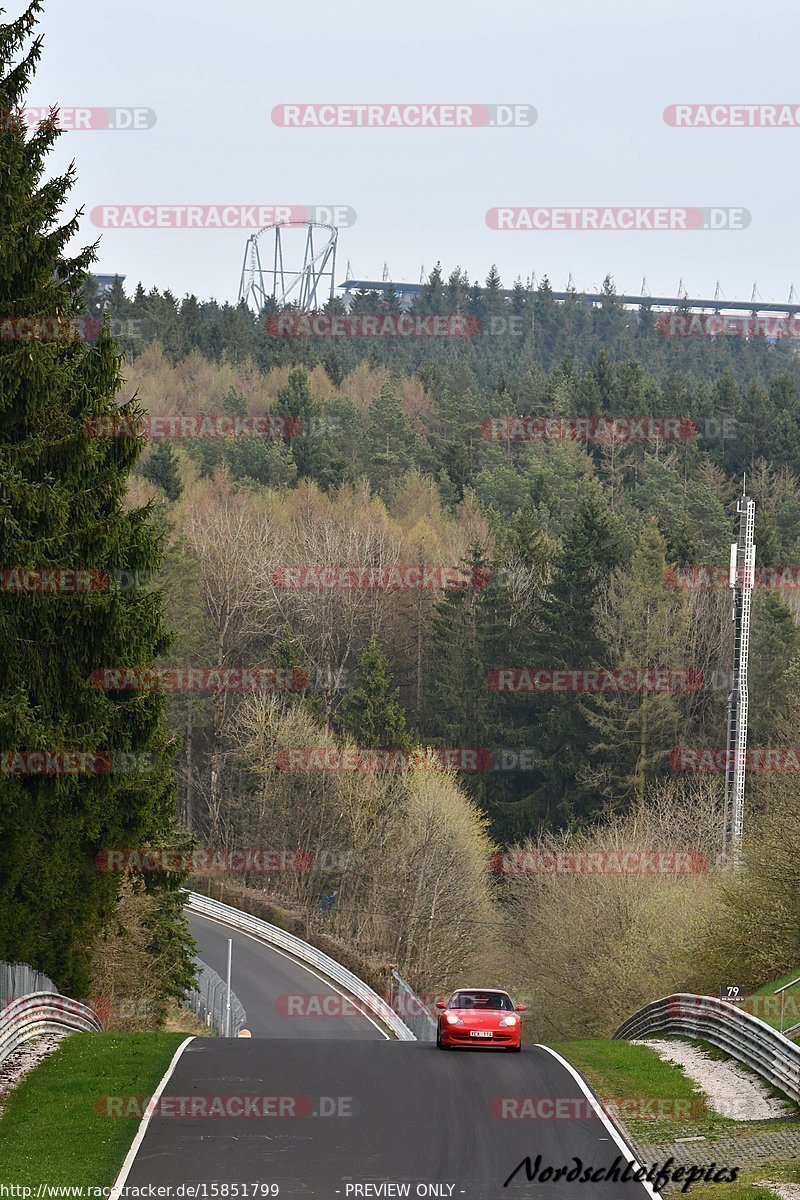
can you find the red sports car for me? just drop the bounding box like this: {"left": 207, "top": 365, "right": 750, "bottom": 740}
{"left": 435, "top": 988, "right": 526, "bottom": 1051}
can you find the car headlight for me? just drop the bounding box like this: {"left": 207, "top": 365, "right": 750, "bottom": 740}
{"left": 499, "top": 1016, "right": 519, "bottom": 1027}
{"left": 445, "top": 1013, "right": 464, "bottom": 1026}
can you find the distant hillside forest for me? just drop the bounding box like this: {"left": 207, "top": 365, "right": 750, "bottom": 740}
{"left": 85, "top": 268, "right": 800, "bottom": 846}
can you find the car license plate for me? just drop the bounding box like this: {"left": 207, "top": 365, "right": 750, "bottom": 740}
{"left": 470, "top": 1030, "right": 493, "bottom": 1038}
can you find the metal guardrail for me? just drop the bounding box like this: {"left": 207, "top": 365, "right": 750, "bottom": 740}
{"left": 390, "top": 969, "right": 437, "bottom": 1041}
{"left": 614, "top": 993, "right": 800, "bottom": 1104}
{"left": 0, "top": 992, "right": 103, "bottom": 1065}
{"left": 187, "top": 957, "right": 247, "bottom": 1036}
{"left": 185, "top": 891, "right": 416, "bottom": 1040}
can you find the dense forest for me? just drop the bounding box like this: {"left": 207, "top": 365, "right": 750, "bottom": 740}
{"left": 67, "top": 267, "right": 800, "bottom": 1032}
{"left": 90, "top": 271, "right": 800, "bottom": 843}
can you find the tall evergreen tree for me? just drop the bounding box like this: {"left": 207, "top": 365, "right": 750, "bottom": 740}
{"left": 141, "top": 442, "right": 183, "bottom": 501}
{"left": 335, "top": 635, "right": 411, "bottom": 749}
{"left": 524, "top": 484, "right": 624, "bottom": 825}
{"left": 586, "top": 519, "right": 693, "bottom": 805}
{"left": 275, "top": 366, "right": 346, "bottom": 490}
{"left": 364, "top": 379, "right": 416, "bottom": 494}
{"left": 419, "top": 545, "right": 519, "bottom": 832}
{"left": 0, "top": 3, "right": 182, "bottom": 992}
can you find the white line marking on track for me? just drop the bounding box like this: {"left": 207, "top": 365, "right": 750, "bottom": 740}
{"left": 535, "top": 1044, "right": 661, "bottom": 1197}
{"left": 109, "top": 1036, "right": 195, "bottom": 1199}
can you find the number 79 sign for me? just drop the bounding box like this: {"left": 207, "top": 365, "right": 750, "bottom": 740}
{"left": 720, "top": 985, "right": 747, "bottom": 1003}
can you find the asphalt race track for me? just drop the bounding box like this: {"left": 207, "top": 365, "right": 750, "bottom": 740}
{"left": 188, "top": 911, "right": 382, "bottom": 1039}
{"left": 120, "top": 912, "right": 654, "bottom": 1197}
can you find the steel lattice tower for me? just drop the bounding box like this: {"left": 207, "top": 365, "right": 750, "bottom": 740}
{"left": 722, "top": 489, "right": 756, "bottom": 865}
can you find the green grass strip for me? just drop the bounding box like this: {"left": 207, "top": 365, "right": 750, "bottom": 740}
{"left": 550, "top": 1039, "right": 793, "bottom": 1146}
{"left": 0, "top": 1032, "right": 187, "bottom": 1186}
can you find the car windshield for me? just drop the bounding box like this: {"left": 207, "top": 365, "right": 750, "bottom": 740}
{"left": 450, "top": 991, "right": 514, "bottom": 1011}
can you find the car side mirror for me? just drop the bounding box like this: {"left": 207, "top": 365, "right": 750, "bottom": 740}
{"left": 435, "top": 1001, "right": 447, "bottom": 1010}
{"left": 515, "top": 1004, "right": 527, "bottom": 1012}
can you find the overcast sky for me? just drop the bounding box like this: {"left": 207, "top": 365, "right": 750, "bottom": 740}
{"left": 23, "top": 0, "right": 800, "bottom": 306}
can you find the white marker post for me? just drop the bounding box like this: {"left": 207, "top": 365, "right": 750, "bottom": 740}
{"left": 225, "top": 938, "right": 232, "bottom": 1037}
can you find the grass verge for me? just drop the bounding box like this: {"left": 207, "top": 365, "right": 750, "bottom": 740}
{"left": 749, "top": 969, "right": 800, "bottom": 1033}
{"left": 550, "top": 1039, "right": 797, "bottom": 1145}
{"left": 668, "top": 1162, "right": 800, "bottom": 1199}
{"left": 0, "top": 1032, "right": 187, "bottom": 1186}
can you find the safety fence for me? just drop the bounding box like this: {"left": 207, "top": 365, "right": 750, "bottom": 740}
{"left": 186, "top": 957, "right": 247, "bottom": 1036}
{"left": 185, "top": 890, "right": 416, "bottom": 1040}
{"left": 0, "top": 960, "right": 58, "bottom": 1004}
{"left": 775, "top": 974, "right": 800, "bottom": 1039}
{"left": 614, "top": 993, "right": 800, "bottom": 1104}
{"left": 389, "top": 969, "right": 437, "bottom": 1041}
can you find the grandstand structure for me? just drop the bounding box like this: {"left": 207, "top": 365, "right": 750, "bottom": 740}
{"left": 338, "top": 278, "right": 800, "bottom": 319}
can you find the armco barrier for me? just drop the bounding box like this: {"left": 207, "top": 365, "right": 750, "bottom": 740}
{"left": 614, "top": 993, "right": 800, "bottom": 1104}
{"left": 0, "top": 992, "right": 102, "bottom": 1064}
{"left": 185, "top": 890, "right": 416, "bottom": 1040}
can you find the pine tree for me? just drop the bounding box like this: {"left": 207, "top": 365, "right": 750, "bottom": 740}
{"left": 0, "top": 3, "right": 181, "bottom": 992}
{"left": 364, "top": 379, "right": 415, "bottom": 494}
{"left": 586, "top": 519, "right": 693, "bottom": 805}
{"left": 525, "top": 484, "right": 624, "bottom": 824}
{"left": 416, "top": 544, "right": 522, "bottom": 833}
{"left": 380, "top": 281, "right": 402, "bottom": 315}
{"left": 275, "top": 366, "right": 346, "bottom": 490}
{"left": 142, "top": 442, "right": 183, "bottom": 501}
{"left": 335, "top": 635, "right": 411, "bottom": 749}
{"left": 416, "top": 263, "right": 446, "bottom": 314}
{"left": 748, "top": 591, "right": 800, "bottom": 746}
